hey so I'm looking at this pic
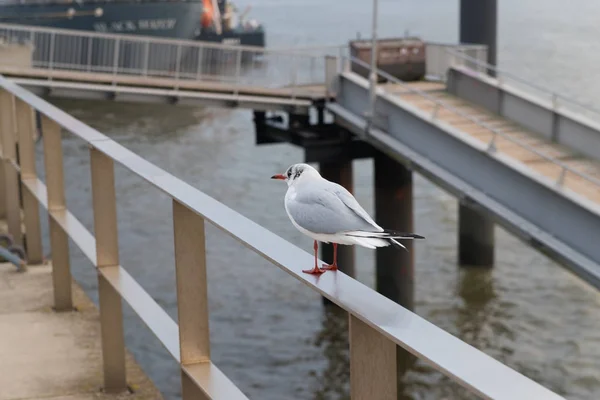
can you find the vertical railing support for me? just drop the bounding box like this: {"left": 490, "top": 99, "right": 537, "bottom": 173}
{"left": 15, "top": 99, "right": 43, "bottom": 263}
{"left": 196, "top": 46, "right": 204, "bottom": 80}
{"left": 349, "top": 315, "right": 397, "bottom": 400}
{"left": 172, "top": 200, "right": 210, "bottom": 399}
{"left": 90, "top": 147, "right": 127, "bottom": 393}
{"left": 42, "top": 116, "right": 72, "bottom": 311}
{"left": 325, "top": 55, "right": 338, "bottom": 100}
{"left": 112, "top": 38, "right": 121, "bottom": 80}
{"left": 233, "top": 48, "right": 243, "bottom": 97}
{"left": 143, "top": 40, "right": 150, "bottom": 77}
{"left": 174, "top": 43, "right": 182, "bottom": 82}
{"left": 0, "top": 92, "right": 23, "bottom": 248}
{"left": 0, "top": 98, "right": 5, "bottom": 219}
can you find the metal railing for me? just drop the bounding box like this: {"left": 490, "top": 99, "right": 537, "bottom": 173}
{"left": 0, "top": 74, "right": 567, "bottom": 399}
{"left": 0, "top": 23, "right": 345, "bottom": 93}
{"left": 445, "top": 48, "right": 600, "bottom": 122}
{"left": 424, "top": 42, "right": 488, "bottom": 80}
{"left": 348, "top": 56, "right": 600, "bottom": 199}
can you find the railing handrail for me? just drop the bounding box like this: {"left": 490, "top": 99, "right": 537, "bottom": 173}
{"left": 0, "top": 22, "right": 343, "bottom": 56}
{"left": 349, "top": 55, "right": 600, "bottom": 191}
{"left": 0, "top": 73, "right": 567, "bottom": 399}
{"left": 445, "top": 48, "right": 600, "bottom": 119}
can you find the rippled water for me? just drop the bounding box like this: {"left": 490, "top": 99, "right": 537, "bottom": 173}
{"left": 34, "top": 0, "right": 600, "bottom": 399}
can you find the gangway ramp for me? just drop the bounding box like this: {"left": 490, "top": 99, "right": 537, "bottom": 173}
{"left": 329, "top": 58, "right": 600, "bottom": 289}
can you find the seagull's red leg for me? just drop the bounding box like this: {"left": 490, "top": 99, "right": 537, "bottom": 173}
{"left": 303, "top": 240, "right": 324, "bottom": 275}
{"left": 321, "top": 243, "right": 338, "bottom": 271}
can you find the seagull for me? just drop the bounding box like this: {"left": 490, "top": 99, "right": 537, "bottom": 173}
{"left": 271, "top": 163, "right": 425, "bottom": 275}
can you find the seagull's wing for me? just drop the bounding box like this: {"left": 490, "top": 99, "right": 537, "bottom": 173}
{"left": 286, "top": 180, "right": 380, "bottom": 234}
{"left": 327, "top": 181, "right": 382, "bottom": 231}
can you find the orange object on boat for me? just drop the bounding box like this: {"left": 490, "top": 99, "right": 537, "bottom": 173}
{"left": 201, "top": 0, "right": 214, "bottom": 27}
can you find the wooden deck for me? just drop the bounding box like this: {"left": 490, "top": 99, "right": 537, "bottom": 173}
{"left": 391, "top": 81, "right": 600, "bottom": 205}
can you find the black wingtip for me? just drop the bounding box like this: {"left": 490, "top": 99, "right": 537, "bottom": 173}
{"left": 383, "top": 229, "right": 425, "bottom": 239}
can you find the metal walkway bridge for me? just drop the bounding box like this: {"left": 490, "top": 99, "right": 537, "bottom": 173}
{"left": 328, "top": 54, "right": 600, "bottom": 289}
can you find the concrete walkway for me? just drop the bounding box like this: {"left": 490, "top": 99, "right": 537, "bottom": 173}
{"left": 0, "top": 260, "right": 164, "bottom": 400}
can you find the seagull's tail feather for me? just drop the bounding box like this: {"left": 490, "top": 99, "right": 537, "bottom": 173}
{"left": 341, "top": 230, "right": 425, "bottom": 250}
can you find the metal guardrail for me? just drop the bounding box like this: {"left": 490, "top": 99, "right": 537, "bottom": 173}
{"left": 0, "top": 22, "right": 345, "bottom": 92}
{"left": 424, "top": 42, "right": 488, "bottom": 81}
{"left": 348, "top": 55, "right": 600, "bottom": 194}
{"left": 445, "top": 48, "right": 600, "bottom": 122}
{"left": 0, "top": 75, "right": 567, "bottom": 399}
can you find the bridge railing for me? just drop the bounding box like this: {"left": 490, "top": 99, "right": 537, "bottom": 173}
{"left": 0, "top": 23, "right": 344, "bottom": 91}
{"left": 424, "top": 42, "right": 488, "bottom": 80}
{"left": 0, "top": 74, "right": 566, "bottom": 399}
{"left": 445, "top": 48, "right": 600, "bottom": 122}
{"left": 346, "top": 56, "right": 600, "bottom": 204}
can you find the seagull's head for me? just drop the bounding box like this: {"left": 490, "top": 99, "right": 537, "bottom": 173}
{"left": 271, "top": 163, "right": 320, "bottom": 187}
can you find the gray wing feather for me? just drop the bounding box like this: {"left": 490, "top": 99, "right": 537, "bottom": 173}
{"left": 287, "top": 180, "right": 381, "bottom": 234}
{"left": 328, "top": 183, "right": 381, "bottom": 230}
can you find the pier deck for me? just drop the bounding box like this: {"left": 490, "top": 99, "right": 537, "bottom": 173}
{"left": 0, "top": 247, "right": 162, "bottom": 400}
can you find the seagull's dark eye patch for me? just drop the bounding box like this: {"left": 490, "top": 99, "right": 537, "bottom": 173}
{"left": 287, "top": 169, "right": 292, "bottom": 178}
{"left": 294, "top": 168, "right": 302, "bottom": 179}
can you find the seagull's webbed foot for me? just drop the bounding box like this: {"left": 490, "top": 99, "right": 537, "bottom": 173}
{"left": 303, "top": 266, "right": 325, "bottom": 275}
{"left": 320, "top": 263, "right": 338, "bottom": 271}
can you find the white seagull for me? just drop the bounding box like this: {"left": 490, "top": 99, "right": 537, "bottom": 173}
{"left": 271, "top": 163, "right": 424, "bottom": 275}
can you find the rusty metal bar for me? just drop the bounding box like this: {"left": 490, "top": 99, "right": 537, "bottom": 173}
{"left": 41, "top": 116, "right": 72, "bottom": 310}
{"left": 0, "top": 90, "right": 22, "bottom": 247}
{"left": 15, "top": 99, "right": 43, "bottom": 263}
{"left": 349, "top": 315, "right": 397, "bottom": 400}
{"left": 90, "top": 147, "right": 127, "bottom": 393}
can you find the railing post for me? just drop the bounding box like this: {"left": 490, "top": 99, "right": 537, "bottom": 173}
{"left": 42, "top": 116, "right": 72, "bottom": 311}
{"left": 48, "top": 31, "right": 55, "bottom": 75}
{"left": 143, "top": 40, "right": 150, "bottom": 77}
{"left": 0, "top": 92, "right": 23, "bottom": 248}
{"left": 233, "top": 47, "right": 242, "bottom": 96}
{"left": 172, "top": 200, "right": 210, "bottom": 399}
{"left": 325, "top": 55, "right": 338, "bottom": 100}
{"left": 112, "top": 38, "right": 120, "bottom": 79}
{"left": 290, "top": 54, "right": 298, "bottom": 100}
{"left": 86, "top": 37, "right": 93, "bottom": 72}
{"left": 174, "top": 43, "right": 182, "bottom": 82}
{"left": 349, "top": 315, "right": 397, "bottom": 399}
{"left": 0, "top": 97, "right": 5, "bottom": 219}
{"left": 15, "top": 99, "right": 43, "bottom": 264}
{"left": 90, "top": 147, "right": 127, "bottom": 393}
{"left": 196, "top": 46, "right": 204, "bottom": 80}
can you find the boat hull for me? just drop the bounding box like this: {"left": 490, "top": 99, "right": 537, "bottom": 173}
{"left": 0, "top": 1, "right": 203, "bottom": 40}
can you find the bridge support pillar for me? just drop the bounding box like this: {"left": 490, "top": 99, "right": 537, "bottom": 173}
{"left": 319, "top": 160, "right": 356, "bottom": 279}
{"left": 374, "top": 152, "right": 415, "bottom": 385}
{"left": 374, "top": 152, "right": 414, "bottom": 310}
{"left": 458, "top": 204, "right": 495, "bottom": 267}
{"left": 460, "top": 0, "right": 497, "bottom": 70}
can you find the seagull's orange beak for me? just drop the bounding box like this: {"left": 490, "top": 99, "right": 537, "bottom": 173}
{"left": 271, "top": 174, "right": 286, "bottom": 180}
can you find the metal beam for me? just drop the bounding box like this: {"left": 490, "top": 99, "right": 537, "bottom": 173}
{"left": 329, "top": 73, "right": 600, "bottom": 289}
{"left": 8, "top": 78, "right": 313, "bottom": 114}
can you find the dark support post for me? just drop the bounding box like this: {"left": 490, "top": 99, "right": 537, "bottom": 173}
{"left": 319, "top": 161, "right": 355, "bottom": 282}
{"left": 460, "top": 0, "right": 497, "bottom": 73}
{"left": 374, "top": 152, "right": 415, "bottom": 386}
{"left": 458, "top": 204, "right": 494, "bottom": 267}
{"left": 374, "top": 152, "right": 414, "bottom": 310}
